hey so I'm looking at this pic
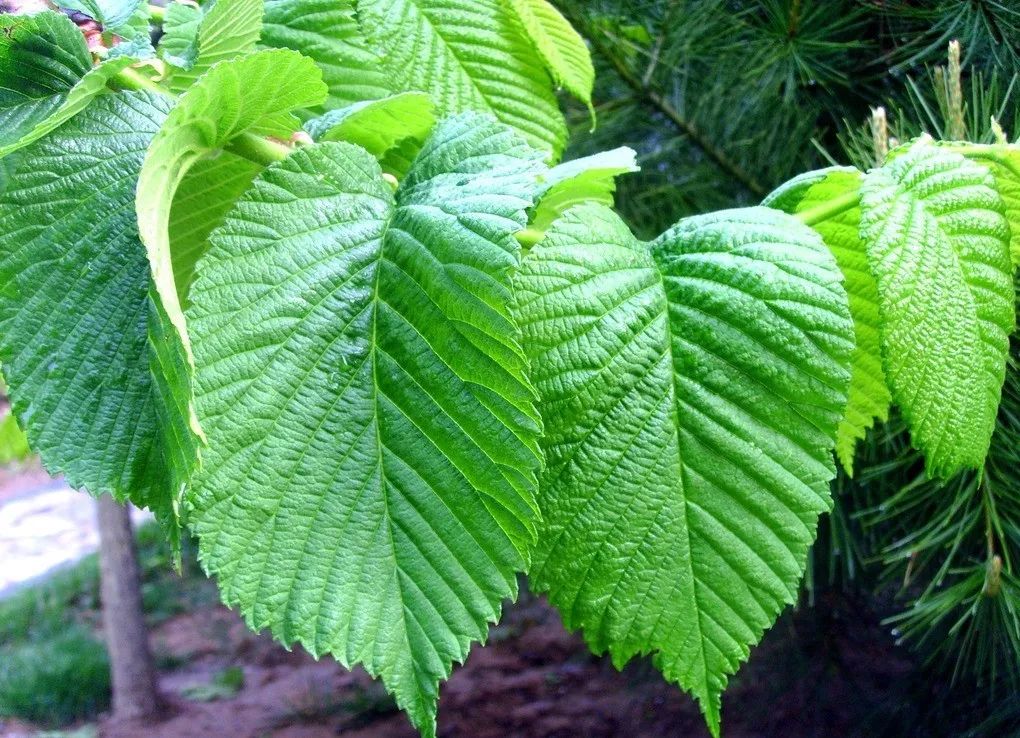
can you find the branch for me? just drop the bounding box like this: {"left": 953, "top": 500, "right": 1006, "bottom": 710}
{"left": 585, "top": 27, "right": 767, "bottom": 198}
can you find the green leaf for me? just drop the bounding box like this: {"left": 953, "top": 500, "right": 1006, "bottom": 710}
{"left": 0, "top": 11, "right": 136, "bottom": 158}
{"left": 158, "top": 1, "right": 203, "bottom": 70}
{"left": 507, "top": 0, "right": 595, "bottom": 115}
{"left": 530, "top": 146, "right": 638, "bottom": 231}
{"left": 136, "top": 48, "right": 327, "bottom": 359}
{"left": 304, "top": 91, "right": 435, "bottom": 176}
{"left": 354, "top": 0, "right": 568, "bottom": 159}
{"left": 168, "top": 0, "right": 264, "bottom": 92}
{"left": 0, "top": 410, "right": 31, "bottom": 464}
{"left": 61, "top": 0, "right": 146, "bottom": 36}
{"left": 860, "top": 142, "right": 1014, "bottom": 477}
{"left": 764, "top": 166, "right": 890, "bottom": 476}
{"left": 261, "top": 0, "right": 392, "bottom": 112}
{"left": 513, "top": 204, "right": 853, "bottom": 737}
{"left": 949, "top": 143, "right": 1020, "bottom": 267}
{"left": 187, "top": 114, "right": 545, "bottom": 737}
{"left": 0, "top": 91, "right": 198, "bottom": 545}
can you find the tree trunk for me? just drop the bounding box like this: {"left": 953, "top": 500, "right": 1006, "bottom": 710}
{"left": 96, "top": 495, "right": 161, "bottom": 720}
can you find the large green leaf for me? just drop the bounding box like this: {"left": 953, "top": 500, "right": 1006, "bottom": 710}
{"left": 530, "top": 146, "right": 638, "bottom": 231}
{"left": 765, "top": 166, "right": 890, "bottom": 475}
{"left": 507, "top": 0, "right": 594, "bottom": 114}
{"left": 0, "top": 91, "right": 197, "bottom": 544}
{"left": 187, "top": 115, "right": 545, "bottom": 737}
{"left": 136, "top": 48, "right": 327, "bottom": 359}
{"left": 354, "top": 0, "right": 568, "bottom": 158}
{"left": 513, "top": 204, "right": 853, "bottom": 736}
{"left": 261, "top": 0, "right": 392, "bottom": 112}
{"left": 167, "top": 0, "right": 264, "bottom": 92}
{"left": 0, "top": 10, "right": 136, "bottom": 158}
{"left": 860, "top": 142, "right": 1014, "bottom": 477}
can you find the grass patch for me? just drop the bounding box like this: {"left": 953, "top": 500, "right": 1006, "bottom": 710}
{"left": 0, "top": 626, "right": 110, "bottom": 726}
{"left": 180, "top": 666, "right": 245, "bottom": 702}
{"left": 0, "top": 519, "right": 220, "bottom": 726}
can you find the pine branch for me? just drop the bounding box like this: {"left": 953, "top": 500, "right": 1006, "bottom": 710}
{"left": 584, "top": 26, "right": 768, "bottom": 198}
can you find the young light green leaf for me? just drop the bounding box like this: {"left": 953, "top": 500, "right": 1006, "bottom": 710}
{"left": 136, "top": 48, "right": 327, "bottom": 359}
{"left": 0, "top": 410, "right": 30, "bottom": 464}
{"left": 168, "top": 153, "right": 263, "bottom": 309}
{"left": 514, "top": 204, "right": 853, "bottom": 737}
{"left": 0, "top": 91, "right": 198, "bottom": 546}
{"left": 765, "top": 166, "right": 890, "bottom": 476}
{"left": 507, "top": 0, "right": 595, "bottom": 115}
{"left": 262, "top": 0, "right": 392, "bottom": 112}
{"left": 168, "top": 0, "right": 263, "bottom": 92}
{"left": 354, "top": 0, "right": 568, "bottom": 158}
{"left": 530, "top": 146, "right": 638, "bottom": 231}
{"left": 948, "top": 144, "right": 1020, "bottom": 267}
{"left": 0, "top": 10, "right": 136, "bottom": 158}
{"left": 860, "top": 142, "right": 1014, "bottom": 477}
{"left": 304, "top": 91, "right": 435, "bottom": 176}
{"left": 158, "top": 1, "right": 203, "bottom": 70}
{"left": 187, "top": 114, "right": 545, "bottom": 737}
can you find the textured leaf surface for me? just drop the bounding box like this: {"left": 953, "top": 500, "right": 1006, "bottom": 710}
{"left": 531, "top": 147, "right": 638, "bottom": 231}
{"left": 304, "top": 92, "right": 435, "bottom": 175}
{"left": 507, "top": 0, "right": 594, "bottom": 112}
{"left": 354, "top": 0, "right": 568, "bottom": 158}
{"left": 188, "top": 115, "right": 545, "bottom": 737}
{"left": 514, "top": 204, "right": 852, "bottom": 736}
{"left": 860, "top": 143, "right": 1014, "bottom": 477}
{"left": 261, "top": 0, "right": 392, "bottom": 112}
{"left": 765, "top": 166, "right": 890, "bottom": 475}
{"left": 0, "top": 91, "right": 197, "bottom": 543}
{"left": 158, "top": 1, "right": 203, "bottom": 70}
{"left": 168, "top": 0, "right": 263, "bottom": 92}
{"left": 0, "top": 11, "right": 135, "bottom": 158}
{"left": 137, "top": 49, "right": 326, "bottom": 358}
{"left": 952, "top": 144, "right": 1020, "bottom": 267}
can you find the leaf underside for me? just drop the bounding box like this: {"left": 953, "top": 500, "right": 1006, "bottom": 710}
{"left": 514, "top": 204, "right": 852, "bottom": 737}
{"left": 0, "top": 91, "right": 196, "bottom": 545}
{"left": 304, "top": 91, "right": 436, "bottom": 176}
{"left": 764, "top": 166, "right": 890, "bottom": 475}
{"left": 530, "top": 146, "right": 638, "bottom": 231}
{"left": 860, "top": 143, "right": 1014, "bottom": 477}
{"left": 187, "top": 114, "right": 545, "bottom": 738}
{"left": 136, "top": 48, "right": 327, "bottom": 359}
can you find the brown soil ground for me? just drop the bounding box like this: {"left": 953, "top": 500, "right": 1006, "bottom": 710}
{"left": 88, "top": 588, "right": 917, "bottom": 738}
